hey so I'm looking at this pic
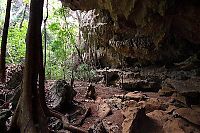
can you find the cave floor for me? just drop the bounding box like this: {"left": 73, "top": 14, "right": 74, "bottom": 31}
{"left": 46, "top": 77, "right": 200, "bottom": 133}
{"left": 1, "top": 64, "right": 200, "bottom": 133}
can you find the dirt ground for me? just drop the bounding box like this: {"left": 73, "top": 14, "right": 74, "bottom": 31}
{"left": 45, "top": 80, "right": 177, "bottom": 133}
{"left": 1, "top": 64, "right": 200, "bottom": 133}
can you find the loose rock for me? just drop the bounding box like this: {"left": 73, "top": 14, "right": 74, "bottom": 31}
{"left": 159, "top": 83, "right": 176, "bottom": 96}
{"left": 98, "top": 103, "right": 112, "bottom": 119}
{"left": 49, "top": 80, "right": 77, "bottom": 111}
{"left": 122, "top": 106, "right": 146, "bottom": 133}
{"left": 174, "top": 108, "right": 200, "bottom": 126}
{"left": 124, "top": 92, "right": 148, "bottom": 102}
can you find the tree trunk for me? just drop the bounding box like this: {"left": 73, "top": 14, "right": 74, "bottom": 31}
{"left": 9, "top": 0, "right": 49, "bottom": 132}
{"left": 0, "top": 0, "right": 12, "bottom": 83}
{"left": 75, "top": 11, "right": 84, "bottom": 63}
{"left": 19, "top": 3, "right": 28, "bottom": 29}
{"left": 9, "top": 1, "right": 88, "bottom": 132}
{"left": 44, "top": 0, "right": 48, "bottom": 67}
{"left": 74, "top": 44, "right": 84, "bottom": 63}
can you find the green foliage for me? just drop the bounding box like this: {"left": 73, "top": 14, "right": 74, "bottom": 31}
{"left": 74, "top": 63, "right": 96, "bottom": 81}
{"left": 0, "top": 0, "right": 27, "bottom": 64}
{"left": 1, "top": 0, "right": 95, "bottom": 81}
{"left": 7, "top": 22, "right": 27, "bottom": 64}
{"left": 44, "top": 6, "right": 78, "bottom": 80}
{"left": 23, "top": 0, "right": 29, "bottom": 4}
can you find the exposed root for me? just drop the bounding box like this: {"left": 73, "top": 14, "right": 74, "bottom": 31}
{"left": 8, "top": 97, "right": 21, "bottom": 133}
{"left": 47, "top": 108, "right": 88, "bottom": 133}
{"left": 75, "top": 107, "right": 91, "bottom": 126}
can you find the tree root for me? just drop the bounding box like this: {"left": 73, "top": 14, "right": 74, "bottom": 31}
{"left": 75, "top": 107, "right": 91, "bottom": 126}
{"left": 47, "top": 108, "right": 88, "bottom": 133}
{"left": 8, "top": 97, "right": 21, "bottom": 133}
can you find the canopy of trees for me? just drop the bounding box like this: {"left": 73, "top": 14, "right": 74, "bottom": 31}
{"left": 0, "top": 0, "right": 95, "bottom": 81}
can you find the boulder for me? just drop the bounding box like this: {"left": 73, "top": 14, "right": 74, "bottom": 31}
{"left": 191, "top": 105, "right": 200, "bottom": 113}
{"left": 165, "top": 78, "right": 200, "bottom": 106}
{"left": 85, "top": 84, "right": 97, "bottom": 100}
{"left": 124, "top": 92, "right": 148, "bottom": 102}
{"left": 163, "top": 118, "right": 200, "bottom": 133}
{"left": 174, "top": 54, "right": 200, "bottom": 71}
{"left": 121, "top": 79, "right": 161, "bottom": 92}
{"left": 48, "top": 80, "right": 77, "bottom": 111}
{"left": 96, "top": 69, "right": 120, "bottom": 85}
{"left": 174, "top": 108, "right": 200, "bottom": 126}
{"left": 165, "top": 105, "right": 177, "bottom": 114}
{"left": 147, "top": 109, "right": 200, "bottom": 133}
{"left": 165, "top": 78, "right": 200, "bottom": 93}
{"left": 158, "top": 83, "right": 177, "bottom": 97}
{"left": 143, "top": 98, "right": 168, "bottom": 113}
{"left": 170, "top": 92, "right": 188, "bottom": 107}
{"left": 102, "top": 110, "right": 123, "bottom": 133}
{"left": 122, "top": 106, "right": 146, "bottom": 133}
{"left": 98, "top": 103, "right": 112, "bottom": 119}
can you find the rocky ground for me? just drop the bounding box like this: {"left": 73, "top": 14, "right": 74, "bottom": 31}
{"left": 0, "top": 63, "right": 200, "bottom": 133}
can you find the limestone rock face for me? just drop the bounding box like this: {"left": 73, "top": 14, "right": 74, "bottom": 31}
{"left": 62, "top": 0, "right": 200, "bottom": 44}
{"left": 62, "top": 0, "right": 200, "bottom": 66}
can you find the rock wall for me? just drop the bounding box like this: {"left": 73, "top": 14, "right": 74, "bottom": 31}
{"left": 62, "top": 0, "right": 200, "bottom": 67}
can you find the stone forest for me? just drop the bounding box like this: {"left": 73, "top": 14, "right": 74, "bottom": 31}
{"left": 0, "top": 0, "right": 200, "bottom": 133}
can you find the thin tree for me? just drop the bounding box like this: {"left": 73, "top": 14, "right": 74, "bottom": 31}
{"left": 0, "top": 0, "right": 12, "bottom": 83}
{"left": 44, "top": 0, "right": 48, "bottom": 67}
{"left": 75, "top": 10, "right": 84, "bottom": 63}
{"left": 19, "top": 3, "right": 28, "bottom": 29}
